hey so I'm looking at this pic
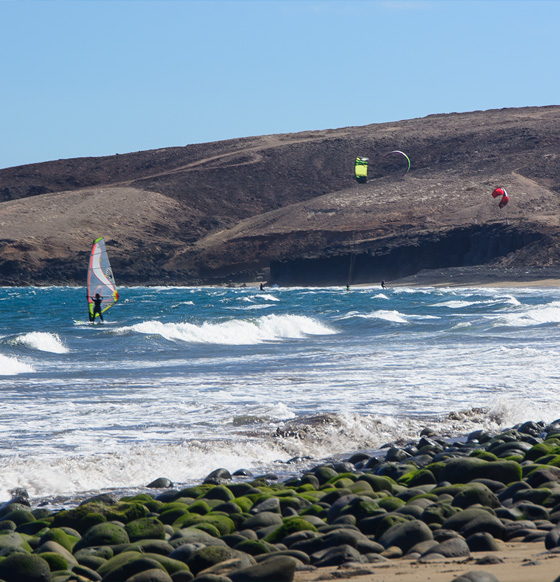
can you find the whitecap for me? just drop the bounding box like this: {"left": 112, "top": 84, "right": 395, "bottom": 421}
{"left": 493, "top": 303, "right": 560, "bottom": 327}
{"left": 11, "top": 332, "right": 69, "bottom": 354}
{"left": 257, "top": 294, "right": 280, "bottom": 302}
{"left": 115, "top": 314, "right": 336, "bottom": 345}
{"left": 0, "top": 354, "right": 34, "bottom": 375}
{"left": 360, "top": 310, "right": 409, "bottom": 324}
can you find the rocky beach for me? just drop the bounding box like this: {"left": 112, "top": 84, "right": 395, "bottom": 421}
{"left": 4, "top": 419, "right": 560, "bottom": 582}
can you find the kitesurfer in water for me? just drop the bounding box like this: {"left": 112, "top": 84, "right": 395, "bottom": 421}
{"left": 91, "top": 293, "right": 104, "bottom": 322}
{"left": 381, "top": 280, "right": 386, "bottom": 289}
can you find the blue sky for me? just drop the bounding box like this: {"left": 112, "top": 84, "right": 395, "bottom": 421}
{"left": 1, "top": 0, "right": 558, "bottom": 169}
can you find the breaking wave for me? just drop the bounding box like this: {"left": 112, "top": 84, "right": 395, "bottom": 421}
{"left": 116, "top": 314, "right": 336, "bottom": 345}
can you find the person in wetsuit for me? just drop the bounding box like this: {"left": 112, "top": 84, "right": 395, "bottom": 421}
{"left": 91, "top": 293, "right": 104, "bottom": 322}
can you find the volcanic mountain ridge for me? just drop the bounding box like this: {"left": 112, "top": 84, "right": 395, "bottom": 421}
{"left": 1, "top": 105, "right": 559, "bottom": 286}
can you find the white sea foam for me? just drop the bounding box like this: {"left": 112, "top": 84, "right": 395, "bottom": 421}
{"left": 360, "top": 310, "right": 409, "bottom": 323}
{"left": 437, "top": 300, "right": 476, "bottom": 309}
{"left": 450, "top": 321, "right": 472, "bottom": 330}
{"left": 116, "top": 314, "right": 336, "bottom": 345}
{"left": 11, "top": 332, "right": 69, "bottom": 354}
{"left": 493, "top": 303, "right": 560, "bottom": 327}
{"left": 258, "top": 294, "right": 280, "bottom": 302}
{"left": 0, "top": 438, "right": 305, "bottom": 500}
{"left": 0, "top": 354, "right": 35, "bottom": 375}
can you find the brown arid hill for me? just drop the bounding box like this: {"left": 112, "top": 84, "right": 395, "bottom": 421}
{"left": 1, "top": 105, "right": 560, "bottom": 286}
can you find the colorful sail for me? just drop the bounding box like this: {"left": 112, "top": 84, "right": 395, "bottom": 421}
{"left": 491, "top": 187, "right": 509, "bottom": 209}
{"left": 383, "top": 150, "right": 411, "bottom": 177}
{"left": 354, "top": 157, "right": 369, "bottom": 183}
{"left": 87, "top": 237, "right": 119, "bottom": 320}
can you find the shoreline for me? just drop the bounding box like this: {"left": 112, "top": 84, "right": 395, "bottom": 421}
{"left": 6, "top": 418, "right": 560, "bottom": 582}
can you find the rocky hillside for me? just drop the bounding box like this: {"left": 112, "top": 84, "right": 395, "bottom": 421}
{"left": 1, "top": 106, "right": 559, "bottom": 286}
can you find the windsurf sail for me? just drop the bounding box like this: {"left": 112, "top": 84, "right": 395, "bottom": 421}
{"left": 354, "top": 157, "right": 369, "bottom": 183}
{"left": 87, "top": 237, "right": 119, "bottom": 320}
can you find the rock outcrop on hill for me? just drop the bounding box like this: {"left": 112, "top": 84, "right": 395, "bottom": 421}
{"left": 1, "top": 106, "right": 559, "bottom": 286}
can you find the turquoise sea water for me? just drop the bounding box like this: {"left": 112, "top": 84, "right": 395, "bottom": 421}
{"left": 1, "top": 284, "right": 560, "bottom": 504}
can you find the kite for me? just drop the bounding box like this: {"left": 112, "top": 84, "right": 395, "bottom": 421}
{"left": 383, "top": 150, "right": 411, "bottom": 177}
{"left": 492, "top": 187, "right": 509, "bottom": 209}
{"left": 354, "top": 157, "right": 369, "bottom": 183}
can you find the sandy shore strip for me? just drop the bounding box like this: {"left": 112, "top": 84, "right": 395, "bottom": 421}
{"left": 296, "top": 542, "right": 560, "bottom": 582}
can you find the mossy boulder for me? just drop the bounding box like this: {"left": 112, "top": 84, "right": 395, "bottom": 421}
{"left": 398, "top": 469, "right": 436, "bottom": 487}
{"left": 74, "top": 553, "right": 107, "bottom": 570}
{"left": 213, "top": 501, "right": 242, "bottom": 515}
{"left": 357, "top": 474, "right": 396, "bottom": 493}
{"left": 451, "top": 484, "right": 501, "bottom": 509}
{"left": 0, "top": 531, "right": 33, "bottom": 553}
{"left": 0, "top": 553, "right": 51, "bottom": 582}
{"left": 347, "top": 480, "right": 374, "bottom": 494}
{"left": 50, "top": 503, "right": 107, "bottom": 533}
{"left": 370, "top": 513, "right": 410, "bottom": 538}
{"left": 421, "top": 502, "right": 461, "bottom": 525}
{"left": 512, "top": 487, "right": 552, "bottom": 505}
{"left": 278, "top": 496, "right": 311, "bottom": 514}
{"left": 241, "top": 512, "right": 283, "bottom": 530}
{"left": 233, "top": 539, "right": 277, "bottom": 556}
{"left": 124, "top": 568, "right": 174, "bottom": 582}
{"left": 187, "top": 545, "right": 248, "bottom": 575}
{"left": 177, "top": 485, "right": 215, "bottom": 499}
{"left": 105, "top": 501, "right": 149, "bottom": 524}
{"left": 440, "top": 458, "right": 522, "bottom": 485}
{"left": 202, "top": 486, "right": 235, "bottom": 503}
{"left": 97, "top": 550, "right": 144, "bottom": 577}
{"left": 37, "top": 551, "right": 67, "bottom": 572}
{"left": 159, "top": 507, "right": 190, "bottom": 524}
{"left": 335, "top": 497, "right": 381, "bottom": 522}
{"left": 469, "top": 450, "right": 499, "bottom": 461}
{"left": 232, "top": 496, "right": 253, "bottom": 513}
{"left": 194, "top": 523, "right": 222, "bottom": 538}
{"left": 73, "top": 546, "right": 114, "bottom": 562}
{"left": 38, "top": 528, "right": 79, "bottom": 552}
{"left": 299, "top": 504, "right": 327, "bottom": 519}
{"left": 169, "top": 527, "right": 227, "bottom": 548}
{"left": 524, "top": 441, "right": 560, "bottom": 462}
{"left": 443, "top": 508, "right": 506, "bottom": 539}
{"left": 264, "top": 517, "right": 318, "bottom": 544}
{"left": 2, "top": 509, "right": 35, "bottom": 526}
{"left": 35, "top": 541, "right": 77, "bottom": 569}
{"left": 314, "top": 466, "right": 339, "bottom": 485}
{"left": 74, "top": 522, "right": 130, "bottom": 550}
{"left": 141, "top": 553, "right": 191, "bottom": 575}
{"left": 378, "top": 497, "right": 406, "bottom": 512}
{"left": 172, "top": 513, "right": 235, "bottom": 536}
{"left": 378, "top": 519, "right": 433, "bottom": 553}
{"left": 100, "top": 555, "right": 167, "bottom": 582}
{"left": 125, "top": 517, "right": 166, "bottom": 542}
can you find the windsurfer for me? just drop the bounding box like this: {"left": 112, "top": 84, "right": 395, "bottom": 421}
{"left": 91, "top": 293, "right": 104, "bottom": 322}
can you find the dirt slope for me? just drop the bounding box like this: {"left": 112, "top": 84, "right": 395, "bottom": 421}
{"left": 1, "top": 106, "right": 559, "bottom": 285}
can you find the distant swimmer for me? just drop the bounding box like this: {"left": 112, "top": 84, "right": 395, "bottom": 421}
{"left": 381, "top": 280, "right": 386, "bottom": 289}
{"left": 91, "top": 293, "right": 104, "bottom": 322}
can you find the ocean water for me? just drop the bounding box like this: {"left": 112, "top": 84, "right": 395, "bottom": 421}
{"left": 1, "top": 284, "right": 560, "bottom": 506}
